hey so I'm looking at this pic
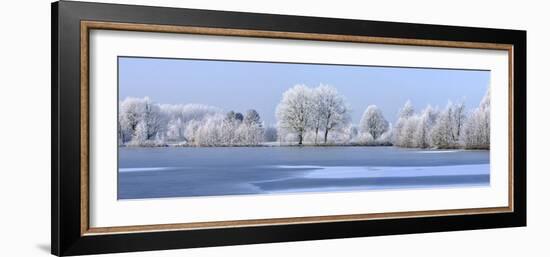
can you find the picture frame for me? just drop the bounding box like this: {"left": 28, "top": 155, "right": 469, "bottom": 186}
{"left": 51, "top": 1, "right": 526, "bottom": 256}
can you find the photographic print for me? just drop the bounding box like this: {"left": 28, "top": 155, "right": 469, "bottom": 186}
{"left": 117, "top": 57, "right": 491, "bottom": 200}
{"left": 52, "top": 3, "right": 525, "bottom": 254}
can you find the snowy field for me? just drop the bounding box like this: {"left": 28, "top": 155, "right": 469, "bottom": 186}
{"left": 118, "top": 146, "right": 489, "bottom": 199}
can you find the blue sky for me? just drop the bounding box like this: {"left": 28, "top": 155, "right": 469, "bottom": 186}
{"left": 119, "top": 57, "right": 489, "bottom": 125}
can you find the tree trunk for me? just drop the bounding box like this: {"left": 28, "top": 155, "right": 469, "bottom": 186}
{"left": 314, "top": 127, "right": 319, "bottom": 144}
{"left": 298, "top": 133, "right": 303, "bottom": 145}
{"left": 324, "top": 114, "right": 332, "bottom": 144}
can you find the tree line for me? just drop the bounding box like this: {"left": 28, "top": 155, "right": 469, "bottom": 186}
{"left": 275, "top": 84, "right": 489, "bottom": 149}
{"left": 118, "top": 84, "right": 490, "bottom": 149}
{"left": 391, "top": 94, "right": 489, "bottom": 149}
{"left": 118, "top": 98, "right": 264, "bottom": 147}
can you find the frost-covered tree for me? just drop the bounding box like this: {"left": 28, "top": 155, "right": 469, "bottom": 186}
{"left": 399, "top": 100, "right": 415, "bottom": 118}
{"left": 430, "top": 102, "right": 456, "bottom": 148}
{"left": 119, "top": 97, "right": 145, "bottom": 143}
{"left": 194, "top": 115, "right": 224, "bottom": 146}
{"left": 119, "top": 97, "right": 164, "bottom": 145}
{"left": 313, "top": 85, "right": 350, "bottom": 144}
{"left": 139, "top": 98, "right": 164, "bottom": 141}
{"left": 276, "top": 127, "right": 298, "bottom": 144}
{"left": 326, "top": 124, "right": 356, "bottom": 144}
{"left": 238, "top": 109, "right": 264, "bottom": 145}
{"left": 414, "top": 105, "right": 439, "bottom": 148}
{"left": 244, "top": 109, "right": 261, "bottom": 126}
{"left": 159, "top": 103, "right": 220, "bottom": 122}
{"left": 159, "top": 103, "right": 221, "bottom": 142}
{"left": 378, "top": 124, "right": 393, "bottom": 145}
{"left": 225, "top": 111, "right": 237, "bottom": 122}
{"left": 165, "top": 118, "right": 184, "bottom": 142}
{"left": 220, "top": 111, "right": 241, "bottom": 145}
{"left": 236, "top": 123, "right": 264, "bottom": 145}
{"left": 425, "top": 100, "right": 470, "bottom": 149}
{"left": 359, "top": 105, "right": 389, "bottom": 141}
{"left": 276, "top": 85, "right": 314, "bottom": 145}
{"left": 451, "top": 101, "right": 467, "bottom": 142}
{"left": 235, "top": 112, "right": 244, "bottom": 122}
{"left": 462, "top": 89, "right": 490, "bottom": 149}
{"left": 132, "top": 120, "right": 148, "bottom": 143}
{"left": 264, "top": 126, "right": 278, "bottom": 142}
{"left": 176, "top": 109, "right": 265, "bottom": 147}
{"left": 402, "top": 115, "right": 421, "bottom": 147}
{"left": 183, "top": 119, "right": 202, "bottom": 145}
{"left": 225, "top": 111, "right": 244, "bottom": 123}
{"left": 341, "top": 125, "right": 359, "bottom": 144}
{"left": 276, "top": 84, "right": 349, "bottom": 145}
{"left": 309, "top": 87, "right": 325, "bottom": 144}
{"left": 393, "top": 100, "right": 415, "bottom": 146}
{"left": 392, "top": 103, "right": 438, "bottom": 148}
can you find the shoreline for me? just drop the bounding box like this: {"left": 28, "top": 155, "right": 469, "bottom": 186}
{"left": 118, "top": 143, "right": 489, "bottom": 151}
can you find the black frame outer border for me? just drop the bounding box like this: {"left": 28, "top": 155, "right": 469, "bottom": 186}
{"left": 51, "top": 1, "right": 526, "bottom": 256}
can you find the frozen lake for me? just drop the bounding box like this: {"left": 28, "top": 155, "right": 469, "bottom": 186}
{"left": 118, "top": 146, "right": 490, "bottom": 199}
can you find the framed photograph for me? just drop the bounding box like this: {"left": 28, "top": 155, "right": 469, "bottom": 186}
{"left": 52, "top": 1, "right": 526, "bottom": 256}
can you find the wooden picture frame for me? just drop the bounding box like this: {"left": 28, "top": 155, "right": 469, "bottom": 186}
{"left": 52, "top": 1, "right": 526, "bottom": 256}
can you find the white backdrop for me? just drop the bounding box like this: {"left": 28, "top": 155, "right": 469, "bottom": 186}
{"left": 1, "top": 0, "right": 547, "bottom": 256}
